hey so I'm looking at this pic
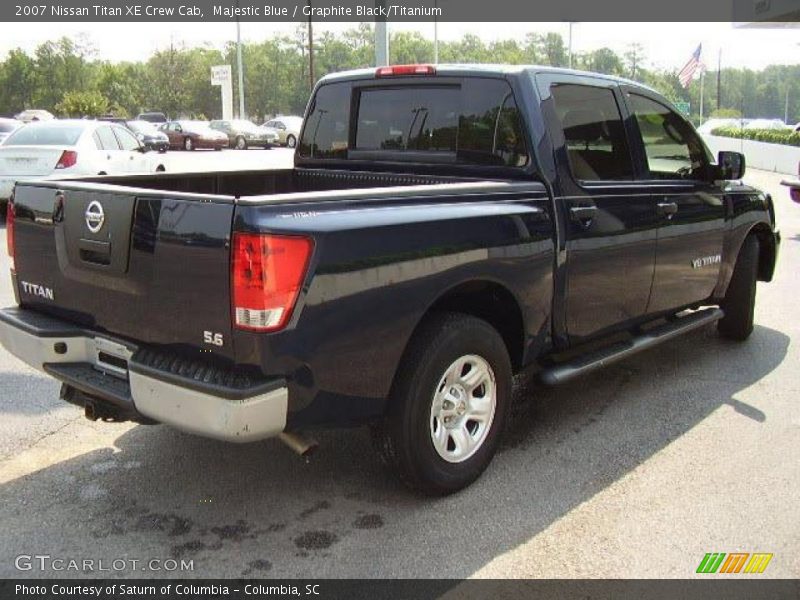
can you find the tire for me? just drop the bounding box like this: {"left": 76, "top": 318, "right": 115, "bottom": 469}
{"left": 155, "top": 165, "right": 165, "bottom": 173}
{"left": 718, "top": 234, "right": 759, "bottom": 341}
{"left": 235, "top": 136, "right": 247, "bottom": 150}
{"left": 286, "top": 134, "right": 297, "bottom": 148}
{"left": 372, "top": 312, "right": 512, "bottom": 495}
{"left": 183, "top": 137, "right": 194, "bottom": 151}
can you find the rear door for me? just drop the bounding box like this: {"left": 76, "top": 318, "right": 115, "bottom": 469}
{"left": 11, "top": 183, "right": 237, "bottom": 361}
{"left": 623, "top": 90, "right": 726, "bottom": 314}
{"left": 542, "top": 75, "right": 660, "bottom": 342}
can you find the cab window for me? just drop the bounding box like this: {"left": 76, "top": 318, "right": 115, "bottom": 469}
{"left": 628, "top": 94, "right": 711, "bottom": 180}
{"left": 550, "top": 83, "right": 633, "bottom": 181}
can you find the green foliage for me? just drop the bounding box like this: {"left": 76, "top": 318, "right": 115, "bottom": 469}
{"left": 711, "top": 126, "right": 800, "bottom": 147}
{"left": 0, "top": 29, "right": 796, "bottom": 125}
{"left": 55, "top": 90, "right": 109, "bottom": 117}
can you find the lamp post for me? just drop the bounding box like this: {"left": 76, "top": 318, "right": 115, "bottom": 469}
{"left": 235, "top": 0, "right": 245, "bottom": 118}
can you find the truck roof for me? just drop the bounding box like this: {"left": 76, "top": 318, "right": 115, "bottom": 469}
{"left": 317, "top": 63, "right": 660, "bottom": 95}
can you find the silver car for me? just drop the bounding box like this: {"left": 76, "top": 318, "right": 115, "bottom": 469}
{"left": 262, "top": 116, "right": 303, "bottom": 148}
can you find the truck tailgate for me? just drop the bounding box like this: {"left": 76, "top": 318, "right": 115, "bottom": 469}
{"left": 10, "top": 183, "right": 236, "bottom": 361}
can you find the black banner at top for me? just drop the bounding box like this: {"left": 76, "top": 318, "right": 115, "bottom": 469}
{"left": 4, "top": 0, "right": 800, "bottom": 22}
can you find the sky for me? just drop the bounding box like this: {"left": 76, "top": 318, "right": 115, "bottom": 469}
{"left": 0, "top": 21, "right": 797, "bottom": 71}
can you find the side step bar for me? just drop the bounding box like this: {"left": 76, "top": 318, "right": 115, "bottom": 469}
{"left": 540, "top": 308, "right": 724, "bottom": 386}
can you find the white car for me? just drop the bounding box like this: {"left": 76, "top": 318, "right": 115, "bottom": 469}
{"left": 0, "top": 120, "right": 165, "bottom": 211}
{"left": 262, "top": 116, "right": 303, "bottom": 148}
{"left": 696, "top": 118, "right": 748, "bottom": 135}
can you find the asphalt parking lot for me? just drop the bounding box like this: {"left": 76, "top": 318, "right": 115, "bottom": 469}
{"left": 0, "top": 157, "right": 797, "bottom": 579}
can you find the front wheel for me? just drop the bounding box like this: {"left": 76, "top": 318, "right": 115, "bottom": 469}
{"left": 286, "top": 134, "right": 297, "bottom": 148}
{"left": 183, "top": 137, "right": 194, "bottom": 151}
{"left": 372, "top": 312, "right": 512, "bottom": 495}
{"left": 718, "top": 234, "right": 759, "bottom": 341}
{"left": 235, "top": 136, "right": 247, "bottom": 150}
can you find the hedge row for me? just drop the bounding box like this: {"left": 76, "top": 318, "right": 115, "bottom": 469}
{"left": 710, "top": 126, "right": 800, "bottom": 148}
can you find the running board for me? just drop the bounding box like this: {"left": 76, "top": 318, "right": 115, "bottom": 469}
{"left": 540, "top": 308, "right": 724, "bottom": 386}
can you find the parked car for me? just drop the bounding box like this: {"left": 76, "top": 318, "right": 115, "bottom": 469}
{"left": 0, "top": 118, "right": 23, "bottom": 144}
{"left": 160, "top": 120, "right": 228, "bottom": 151}
{"left": 209, "top": 119, "right": 279, "bottom": 150}
{"left": 0, "top": 65, "right": 779, "bottom": 494}
{"left": 0, "top": 119, "right": 165, "bottom": 216}
{"left": 743, "top": 118, "right": 791, "bottom": 130}
{"left": 126, "top": 120, "right": 170, "bottom": 153}
{"left": 14, "top": 109, "right": 55, "bottom": 123}
{"left": 136, "top": 112, "right": 168, "bottom": 124}
{"left": 262, "top": 116, "right": 303, "bottom": 147}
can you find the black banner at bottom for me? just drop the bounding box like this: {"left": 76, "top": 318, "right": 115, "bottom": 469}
{"left": 2, "top": 579, "right": 799, "bottom": 600}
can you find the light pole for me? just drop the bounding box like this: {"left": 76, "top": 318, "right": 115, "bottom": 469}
{"left": 433, "top": 0, "right": 438, "bottom": 64}
{"left": 235, "top": 0, "right": 245, "bottom": 118}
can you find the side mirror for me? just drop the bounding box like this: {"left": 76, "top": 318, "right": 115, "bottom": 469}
{"left": 718, "top": 151, "right": 746, "bottom": 180}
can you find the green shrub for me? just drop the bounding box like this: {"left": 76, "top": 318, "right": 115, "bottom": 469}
{"left": 711, "top": 126, "right": 800, "bottom": 148}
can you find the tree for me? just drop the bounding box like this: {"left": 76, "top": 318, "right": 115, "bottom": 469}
{"left": 624, "top": 43, "right": 645, "bottom": 80}
{"left": 55, "top": 90, "right": 108, "bottom": 117}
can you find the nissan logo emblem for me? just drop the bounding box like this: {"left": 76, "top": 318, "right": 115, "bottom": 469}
{"left": 85, "top": 201, "right": 105, "bottom": 233}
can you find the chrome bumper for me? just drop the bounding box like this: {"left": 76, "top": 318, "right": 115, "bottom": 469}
{"left": 0, "top": 307, "right": 288, "bottom": 443}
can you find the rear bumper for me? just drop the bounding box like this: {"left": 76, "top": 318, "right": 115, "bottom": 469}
{"left": 0, "top": 307, "right": 288, "bottom": 443}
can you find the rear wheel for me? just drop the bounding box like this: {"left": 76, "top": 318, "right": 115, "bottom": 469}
{"left": 718, "top": 234, "right": 759, "bottom": 341}
{"left": 155, "top": 165, "right": 165, "bottom": 173}
{"left": 183, "top": 137, "right": 194, "bottom": 151}
{"left": 372, "top": 312, "right": 512, "bottom": 495}
{"left": 235, "top": 136, "right": 247, "bottom": 150}
{"left": 286, "top": 134, "right": 297, "bottom": 148}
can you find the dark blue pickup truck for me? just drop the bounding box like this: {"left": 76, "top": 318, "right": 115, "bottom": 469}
{"left": 0, "top": 65, "right": 779, "bottom": 494}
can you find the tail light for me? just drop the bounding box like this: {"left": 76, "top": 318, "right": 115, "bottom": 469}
{"left": 6, "top": 195, "right": 15, "bottom": 269}
{"left": 55, "top": 150, "right": 78, "bottom": 169}
{"left": 376, "top": 64, "right": 436, "bottom": 77}
{"left": 231, "top": 233, "right": 313, "bottom": 332}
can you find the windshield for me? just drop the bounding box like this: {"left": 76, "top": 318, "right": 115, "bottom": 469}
{"left": 127, "top": 120, "right": 158, "bottom": 134}
{"left": 181, "top": 121, "right": 212, "bottom": 131}
{"left": 4, "top": 124, "right": 83, "bottom": 146}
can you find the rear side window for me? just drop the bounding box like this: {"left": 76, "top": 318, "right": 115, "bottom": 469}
{"left": 300, "top": 78, "right": 529, "bottom": 167}
{"left": 4, "top": 125, "right": 83, "bottom": 146}
{"left": 550, "top": 83, "right": 633, "bottom": 181}
{"left": 0, "top": 122, "right": 18, "bottom": 133}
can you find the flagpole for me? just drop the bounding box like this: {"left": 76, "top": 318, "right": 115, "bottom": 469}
{"left": 699, "top": 69, "right": 705, "bottom": 122}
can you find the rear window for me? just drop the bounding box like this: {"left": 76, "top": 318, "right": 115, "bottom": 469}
{"left": 5, "top": 125, "right": 83, "bottom": 146}
{"left": 299, "top": 78, "right": 529, "bottom": 167}
{"left": 0, "top": 122, "right": 19, "bottom": 133}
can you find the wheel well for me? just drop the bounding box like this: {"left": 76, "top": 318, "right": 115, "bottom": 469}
{"left": 749, "top": 223, "right": 776, "bottom": 282}
{"left": 422, "top": 281, "right": 525, "bottom": 371}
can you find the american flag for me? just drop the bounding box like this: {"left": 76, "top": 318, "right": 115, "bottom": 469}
{"left": 678, "top": 44, "right": 704, "bottom": 88}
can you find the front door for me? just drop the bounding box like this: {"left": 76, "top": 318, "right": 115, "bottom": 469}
{"left": 624, "top": 91, "right": 726, "bottom": 314}
{"left": 544, "top": 78, "right": 660, "bottom": 342}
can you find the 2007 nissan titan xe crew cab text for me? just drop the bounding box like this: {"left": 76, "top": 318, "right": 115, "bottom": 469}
{"left": 0, "top": 65, "right": 780, "bottom": 494}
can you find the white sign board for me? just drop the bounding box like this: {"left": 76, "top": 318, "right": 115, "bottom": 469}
{"left": 211, "top": 65, "right": 232, "bottom": 85}
{"left": 211, "top": 65, "right": 233, "bottom": 120}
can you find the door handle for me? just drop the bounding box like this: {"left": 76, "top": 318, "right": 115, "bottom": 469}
{"left": 570, "top": 205, "right": 597, "bottom": 227}
{"left": 657, "top": 201, "right": 678, "bottom": 219}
